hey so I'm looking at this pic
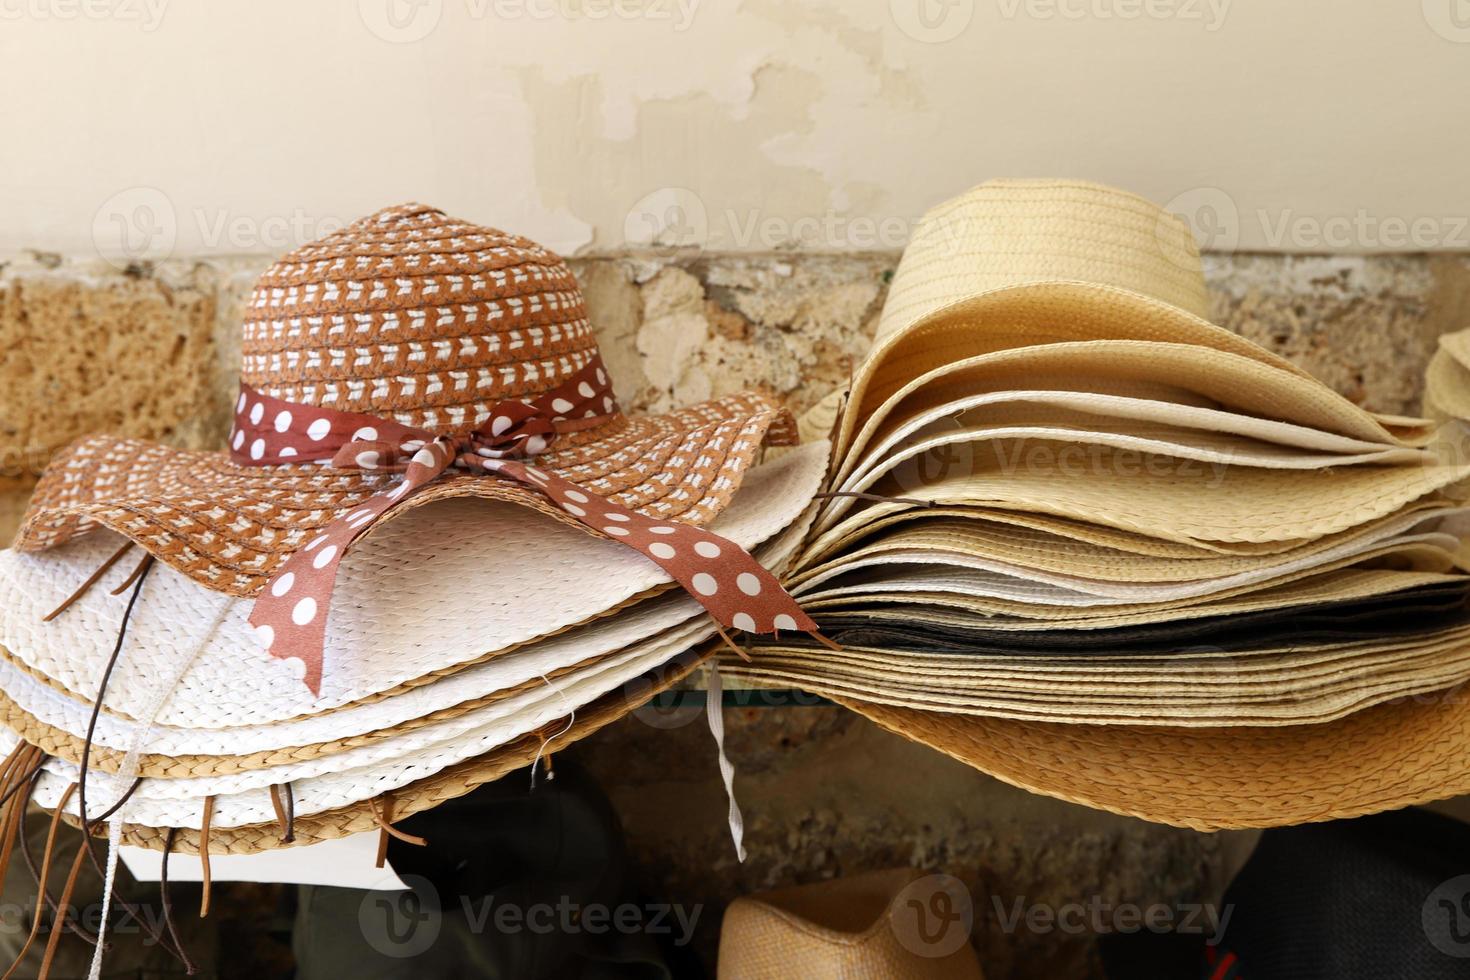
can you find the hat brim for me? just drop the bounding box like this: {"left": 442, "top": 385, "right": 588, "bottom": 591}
{"left": 0, "top": 441, "right": 828, "bottom": 727}
{"left": 830, "top": 686, "right": 1470, "bottom": 831}
{"left": 837, "top": 281, "right": 1436, "bottom": 477}
{"left": 55, "top": 646, "right": 710, "bottom": 855}
{"left": 14, "top": 392, "right": 797, "bottom": 597}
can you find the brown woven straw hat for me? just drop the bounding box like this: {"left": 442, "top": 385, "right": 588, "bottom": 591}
{"left": 13, "top": 203, "right": 796, "bottom": 598}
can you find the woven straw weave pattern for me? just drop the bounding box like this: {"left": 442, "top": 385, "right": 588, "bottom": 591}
{"left": 14, "top": 202, "right": 800, "bottom": 607}
{"left": 62, "top": 650, "right": 710, "bottom": 855}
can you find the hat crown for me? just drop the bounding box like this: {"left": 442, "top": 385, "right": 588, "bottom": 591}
{"left": 876, "top": 178, "right": 1211, "bottom": 343}
{"left": 239, "top": 203, "right": 598, "bottom": 435}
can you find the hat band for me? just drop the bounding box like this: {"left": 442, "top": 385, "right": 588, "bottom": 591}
{"left": 226, "top": 357, "right": 819, "bottom": 693}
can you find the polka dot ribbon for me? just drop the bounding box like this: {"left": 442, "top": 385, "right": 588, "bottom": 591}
{"left": 227, "top": 357, "right": 818, "bottom": 693}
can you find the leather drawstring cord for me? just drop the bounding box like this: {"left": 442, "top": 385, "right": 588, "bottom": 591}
{"left": 268, "top": 784, "right": 296, "bottom": 844}
{"left": 42, "top": 542, "right": 135, "bottom": 621}
{"left": 0, "top": 744, "right": 42, "bottom": 897}
{"left": 4, "top": 782, "right": 78, "bottom": 979}
{"left": 17, "top": 772, "right": 100, "bottom": 951}
{"left": 108, "top": 552, "right": 155, "bottom": 596}
{"left": 198, "top": 796, "right": 214, "bottom": 919}
{"left": 158, "top": 829, "right": 196, "bottom": 975}
{"left": 38, "top": 821, "right": 90, "bottom": 980}
{"left": 370, "top": 795, "right": 427, "bottom": 870}
{"left": 713, "top": 623, "right": 751, "bottom": 662}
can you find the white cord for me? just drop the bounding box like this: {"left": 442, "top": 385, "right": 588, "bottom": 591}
{"left": 529, "top": 672, "right": 576, "bottom": 789}
{"left": 86, "top": 593, "right": 230, "bottom": 980}
{"left": 704, "top": 663, "right": 746, "bottom": 862}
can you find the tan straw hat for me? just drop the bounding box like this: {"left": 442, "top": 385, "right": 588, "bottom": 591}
{"left": 717, "top": 868, "right": 985, "bottom": 980}
{"left": 770, "top": 178, "right": 1470, "bottom": 828}
{"left": 835, "top": 179, "right": 1433, "bottom": 476}
{"left": 836, "top": 690, "right": 1470, "bottom": 832}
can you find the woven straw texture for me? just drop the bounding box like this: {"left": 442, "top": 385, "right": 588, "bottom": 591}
{"left": 798, "top": 567, "right": 1464, "bottom": 628}
{"left": 838, "top": 178, "right": 1433, "bottom": 472}
{"left": 838, "top": 389, "right": 1427, "bottom": 510}
{"left": 830, "top": 341, "right": 1436, "bottom": 513}
{"left": 717, "top": 868, "right": 984, "bottom": 980}
{"left": 876, "top": 178, "right": 1210, "bottom": 339}
{"left": 795, "top": 506, "right": 1461, "bottom": 589}
{"left": 793, "top": 532, "right": 1459, "bottom": 608}
{"left": 0, "top": 441, "right": 826, "bottom": 730}
{"left": 14, "top": 203, "right": 799, "bottom": 597}
{"left": 57, "top": 649, "right": 709, "bottom": 855}
{"left": 21, "top": 617, "right": 711, "bottom": 823}
{"left": 728, "top": 625, "right": 1470, "bottom": 726}
{"left": 833, "top": 685, "right": 1470, "bottom": 831}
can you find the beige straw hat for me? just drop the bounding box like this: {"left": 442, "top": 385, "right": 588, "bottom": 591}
{"left": 786, "top": 178, "right": 1470, "bottom": 827}
{"left": 717, "top": 868, "right": 985, "bottom": 980}
{"left": 834, "top": 179, "right": 1434, "bottom": 486}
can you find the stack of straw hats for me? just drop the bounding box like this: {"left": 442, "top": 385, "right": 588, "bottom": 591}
{"left": 0, "top": 205, "right": 830, "bottom": 873}
{"left": 726, "top": 179, "right": 1470, "bottom": 830}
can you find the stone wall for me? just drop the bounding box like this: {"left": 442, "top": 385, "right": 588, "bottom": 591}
{"left": 3, "top": 249, "right": 1470, "bottom": 976}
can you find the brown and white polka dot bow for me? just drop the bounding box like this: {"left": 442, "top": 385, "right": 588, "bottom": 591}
{"left": 228, "top": 357, "right": 818, "bottom": 692}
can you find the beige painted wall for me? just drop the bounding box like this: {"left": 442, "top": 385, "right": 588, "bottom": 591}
{"left": 3, "top": 0, "right": 1469, "bottom": 260}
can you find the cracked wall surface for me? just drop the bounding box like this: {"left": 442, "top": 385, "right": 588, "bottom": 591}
{"left": 5, "top": 5, "right": 1470, "bottom": 258}
{"left": 2, "top": 249, "right": 1469, "bottom": 977}
{"left": 4, "top": 249, "right": 1467, "bottom": 515}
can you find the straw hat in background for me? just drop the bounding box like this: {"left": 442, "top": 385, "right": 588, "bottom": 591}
{"left": 718, "top": 868, "right": 985, "bottom": 980}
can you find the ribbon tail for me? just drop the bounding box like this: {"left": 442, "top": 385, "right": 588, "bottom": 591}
{"left": 483, "top": 459, "right": 816, "bottom": 638}
{"left": 249, "top": 444, "right": 451, "bottom": 694}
